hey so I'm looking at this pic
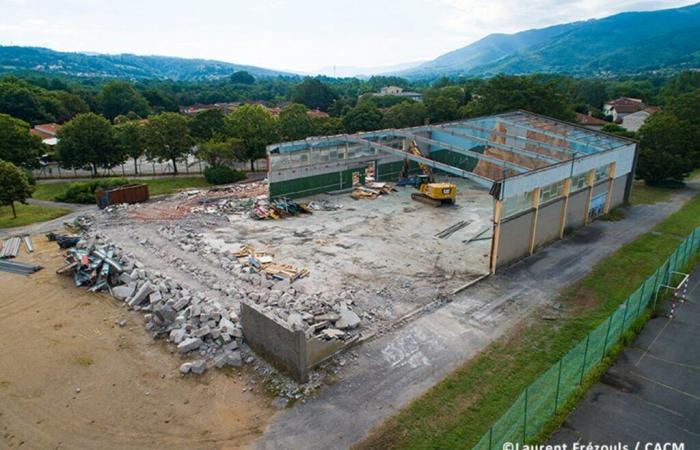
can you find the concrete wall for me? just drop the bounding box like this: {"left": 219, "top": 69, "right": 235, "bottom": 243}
{"left": 240, "top": 302, "right": 308, "bottom": 382}
{"left": 610, "top": 174, "right": 628, "bottom": 208}
{"left": 535, "top": 198, "right": 565, "bottom": 248}
{"left": 496, "top": 174, "right": 628, "bottom": 269}
{"left": 240, "top": 302, "right": 354, "bottom": 382}
{"left": 565, "top": 189, "right": 588, "bottom": 232}
{"left": 496, "top": 211, "right": 532, "bottom": 266}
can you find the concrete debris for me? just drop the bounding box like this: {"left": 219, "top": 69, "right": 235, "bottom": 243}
{"left": 190, "top": 359, "right": 207, "bottom": 374}
{"left": 56, "top": 232, "right": 249, "bottom": 376}
{"left": 250, "top": 197, "right": 312, "bottom": 220}
{"left": 335, "top": 308, "right": 361, "bottom": 330}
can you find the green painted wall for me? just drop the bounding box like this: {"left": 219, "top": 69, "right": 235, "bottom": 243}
{"left": 429, "top": 146, "right": 484, "bottom": 173}
{"left": 270, "top": 166, "right": 367, "bottom": 198}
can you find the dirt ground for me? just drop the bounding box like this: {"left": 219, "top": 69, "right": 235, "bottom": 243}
{"left": 0, "top": 237, "right": 274, "bottom": 450}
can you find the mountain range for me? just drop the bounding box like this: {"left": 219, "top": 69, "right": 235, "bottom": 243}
{"left": 0, "top": 46, "right": 292, "bottom": 80}
{"left": 1, "top": 2, "right": 699, "bottom": 81}
{"left": 400, "top": 2, "right": 700, "bottom": 78}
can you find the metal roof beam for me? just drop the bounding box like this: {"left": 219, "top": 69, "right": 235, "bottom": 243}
{"left": 388, "top": 130, "right": 530, "bottom": 174}
{"left": 443, "top": 121, "right": 576, "bottom": 158}
{"left": 431, "top": 126, "right": 563, "bottom": 164}
{"left": 495, "top": 117, "right": 607, "bottom": 154}
{"left": 344, "top": 136, "right": 495, "bottom": 187}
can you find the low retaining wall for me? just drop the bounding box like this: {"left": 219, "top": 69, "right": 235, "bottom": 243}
{"left": 240, "top": 302, "right": 352, "bottom": 382}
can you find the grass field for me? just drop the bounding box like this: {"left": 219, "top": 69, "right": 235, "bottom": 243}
{"left": 33, "top": 177, "right": 212, "bottom": 202}
{"left": 0, "top": 204, "right": 70, "bottom": 229}
{"left": 358, "top": 192, "right": 700, "bottom": 450}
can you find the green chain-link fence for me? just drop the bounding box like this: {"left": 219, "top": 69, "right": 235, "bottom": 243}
{"left": 473, "top": 226, "right": 700, "bottom": 450}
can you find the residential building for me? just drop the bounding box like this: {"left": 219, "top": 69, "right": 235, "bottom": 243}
{"left": 603, "top": 97, "right": 646, "bottom": 121}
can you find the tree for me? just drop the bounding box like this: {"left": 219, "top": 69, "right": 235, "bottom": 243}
{"left": 115, "top": 122, "right": 144, "bottom": 174}
{"left": 143, "top": 113, "right": 192, "bottom": 174}
{"left": 292, "top": 78, "right": 337, "bottom": 112}
{"left": 0, "top": 160, "right": 33, "bottom": 218}
{"left": 198, "top": 138, "right": 245, "bottom": 167}
{"left": 189, "top": 109, "right": 226, "bottom": 142}
{"left": 98, "top": 81, "right": 151, "bottom": 121}
{"left": 142, "top": 88, "right": 180, "bottom": 114}
{"left": 425, "top": 95, "right": 459, "bottom": 123}
{"left": 382, "top": 101, "right": 427, "bottom": 128}
{"left": 310, "top": 116, "right": 344, "bottom": 136}
{"left": 225, "top": 104, "right": 278, "bottom": 171}
{"left": 0, "top": 82, "right": 50, "bottom": 124}
{"left": 278, "top": 103, "right": 312, "bottom": 141}
{"left": 601, "top": 123, "right": 637, "bottom": 139}
{"left": 0, "top": 114, "right": 43, "bottom": 168}
{"left": 57, "top": 113, "right": 121, "bottom": 176}
{"left": 342, "top": 102, "right": 383, "bottom": 133}
{"left": 637, "top": 113, "right": 694, "bottom": 185}
{"left": 229, "top": 71, "right": 256, "bottom": 85}
{"left": 462, "top": 75, "right": 575, "bottom": 121}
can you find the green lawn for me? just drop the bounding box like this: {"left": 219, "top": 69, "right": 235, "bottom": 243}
{"left": 629, "top": 180, "right": 676, "bottom": 205}
{"left": 0, "top": 203, "right": 70, "bottom": 229}
{"left": 33, "top": 176, "right": 212, "bottom": 202}
{"left": 358, "top": 192, "right": 700, "bottom": 450}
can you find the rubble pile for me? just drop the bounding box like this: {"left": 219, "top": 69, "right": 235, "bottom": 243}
{"left": 153, "top": 225, "right": 369, "bottom": 341}
{"left": 56, "top": 233, "right": 247, "bottom": 375}
{"left": 250, "top": 198, "right": 312, "bottom": 220}
{"left": 350, "top": 182, "right": 396, "bottom": 200}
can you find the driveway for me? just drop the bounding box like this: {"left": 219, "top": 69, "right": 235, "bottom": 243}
{"left": 548, "top": 262, "right": 700, "bottom": 448}
{"left": 255, "top": 188, "right": 696, "bottom": 450}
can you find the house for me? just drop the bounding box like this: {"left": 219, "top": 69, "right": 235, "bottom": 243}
{"left": 575, "top": 113, "right": 608, "bottom": 131}
{"left": 371, "top": 86, "right": 422, "bottom": 102}
{"left": 621, "top": 107, "right": 660, "bottom": 132}
{"left": 603, "top": 97, "right": 646, "bottom": 121}
{"left": 30, "top": 123, "right": 61, "bottom": 146}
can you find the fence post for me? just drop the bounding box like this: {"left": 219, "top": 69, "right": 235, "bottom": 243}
{"left": 523, "top": 388, "right": 529, "bottom": 441}
{"left": 635, "top": 284, "right": 645, "bottom": 319}
{"left": 488, "top": 426, "right": 493, "bottom": 450}
{"left": 619, "top": 298, "right": 630, "bottom": 339}
{"left": 554, "top": 359, "right": 563, "bottom": 414}
{"left": 601, "top": 315, "right": 613, "bottom": 361}
{"left": 579, "top": 334, "right": 590, "bottom": 385}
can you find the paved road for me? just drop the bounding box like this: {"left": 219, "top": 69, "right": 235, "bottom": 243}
{"left": 549, "top": 263, "right": 700, "bottom": 448}
{"left": 256, "top": 189, "right": 696, "bottom": 449}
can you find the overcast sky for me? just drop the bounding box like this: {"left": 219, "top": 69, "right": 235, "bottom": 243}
{"left": 0, "top": 0, "right": 697, "bottom": 72}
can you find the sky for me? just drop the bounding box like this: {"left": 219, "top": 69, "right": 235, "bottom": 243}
{"left": 0, "top": 0, "right": 697, "bottom": 73}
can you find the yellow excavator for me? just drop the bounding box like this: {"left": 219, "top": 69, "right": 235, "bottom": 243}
{"left": 398, "top": 141, "right": 457, "bottom": 207}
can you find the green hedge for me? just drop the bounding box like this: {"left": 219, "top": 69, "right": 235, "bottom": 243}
{"left": 55, "top": 178, "right": 129, "bottom": 204}
{"left": 203, "top": 166, "right": 246, "bottom": 185}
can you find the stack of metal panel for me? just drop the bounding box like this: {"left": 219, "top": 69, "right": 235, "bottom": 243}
{"left": 0, "top": 236, "right": 34, "bottom": 259}
{"left": 0, "top": 259, "right": 42, "bottom": 275}
{"left": 0, "top": 237, "right": 21, "bottom": 258}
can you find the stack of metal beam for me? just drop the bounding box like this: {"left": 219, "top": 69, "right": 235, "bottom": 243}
{"left": 0, "top": 259, "right": 42, "bottom": 275}
{"left": 0, "top": 237, "right": 21, "bottom": 258}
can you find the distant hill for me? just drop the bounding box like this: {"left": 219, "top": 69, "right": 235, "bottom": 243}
{"left": 0, "top": 46, "right": 293, "bottom": 80}
{"left": 400, "top": 2, "right": 700, "bottom": 79}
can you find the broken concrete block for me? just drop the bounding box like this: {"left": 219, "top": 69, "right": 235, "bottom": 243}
{"left": 149, "top": 291, "right": 163, "bottom": 304}
{"left": 335, "top": 308, "right": 361, "bottom": 330}
{"left": 287, "top": 313, "right": 305, "bottom": 330}
{"left": 172, "top": 296, "right": 190, "bottom": 311}
{"left": 128, "top": 282, "right": 154, "bottom": 307}
{"left": 191, "top": 359, "right": 207, "bottom": 374}
{"left": 213, "top": 353, "right": 228, "bottom": 368}
{"left": 155, "top": 304, "right": 177, "bottom": 324}
{"left": 193, "top": 325, "right": 211, "bottom": 338}
{"left": 178, "top": 337, "right": 203, "bottom": 353}
{"left": 112, "top": 284, "right": 135, "bottom": 301}
{"left": 227, "top": 351, "right": 242, "bottom": 367}
{"left": 179, "top": 362, "right": 192, "bottom": 374}
{"left": 169, "top": 328, "right": 187, "bottom": 344}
